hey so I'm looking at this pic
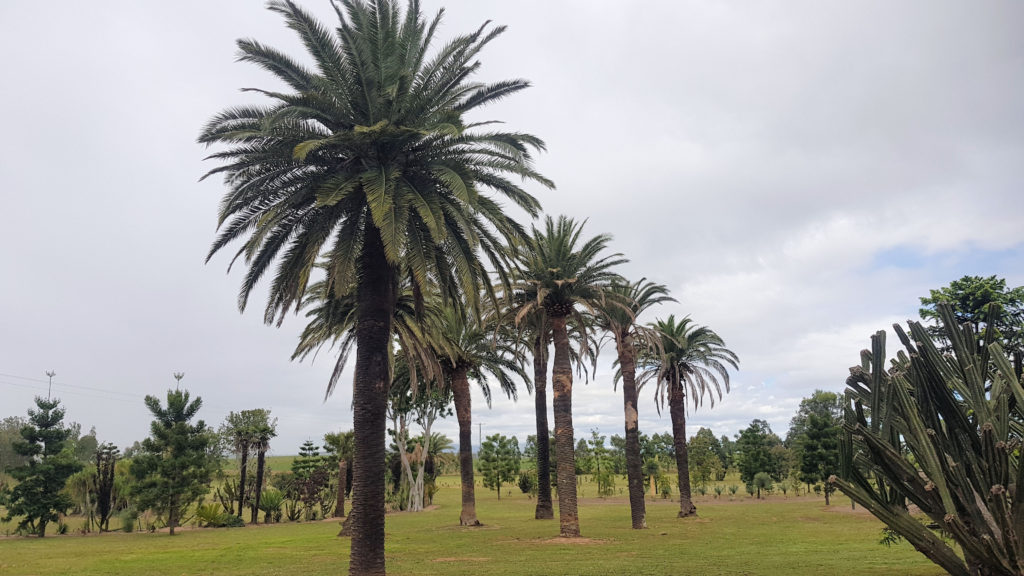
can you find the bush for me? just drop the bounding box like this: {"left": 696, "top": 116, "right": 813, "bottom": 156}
{"left": 517, "top": 470, "right": 537, "bottom": 496}
{"left": 120, "top": 509, "right": 139, "bottom": 533}
{"left": 753, "top": 472, "right": 773, "bottom": 498}
{"left": 728, "top": 484, "right": 739, "bottom": 496}
{"left": 713, "top": 485, "right": 723, "bottom": 498}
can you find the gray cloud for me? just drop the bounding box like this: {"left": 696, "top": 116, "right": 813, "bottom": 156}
{"left": 2, "top": 1, "right": 1023, "bottom": 451}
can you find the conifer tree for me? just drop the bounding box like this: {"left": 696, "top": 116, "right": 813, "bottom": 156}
{"left": 129, "top": 390, "right": 218, "bottom": 535}
{"left": 1, "top": 397, "right": 82, "bottom": 537}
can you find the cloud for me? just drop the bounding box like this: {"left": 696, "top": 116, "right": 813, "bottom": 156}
{"left": 1, "top": 0, "right": 1023, "bottom": 453}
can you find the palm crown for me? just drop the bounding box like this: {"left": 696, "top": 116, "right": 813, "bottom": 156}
{"left": 200, "top": 0, "right": 553, "bottom": 322}
{"left": 639, "top": 315, "right": 739, "bottom": 410}
{"left": 512, "top": 215, "right": 627, "bottom": 320}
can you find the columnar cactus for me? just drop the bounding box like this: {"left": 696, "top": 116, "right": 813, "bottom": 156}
{"left": 831, "top": 303, "right": 1024, "bottom": 576}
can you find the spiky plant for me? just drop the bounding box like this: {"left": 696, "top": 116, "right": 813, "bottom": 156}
{"left": 832, "top": 303, "right": 1024, "bottom": 576}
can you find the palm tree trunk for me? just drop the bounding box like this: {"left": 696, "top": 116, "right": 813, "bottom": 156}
{"left": 669, "top": 379, "right": 697, "bottom": 517}
{"left": 451, "top": 366, "right": 480, "bottom": 526}
{"left": 335, "top": 460, "right": 347, "bottom": 518}
{"left": 251, "top": 448, "right": 266, "bottom": 524}
{"left": 617, "top": 335, "right": 646, "bottom": 529}
{"left": 238, "top": 442, "right": 249, "bottom": 518}
{"left": 349, "top": 227, "right": 396, "bottom": 576}
{"left": 533, "top": 332, "right": 554, "bottom": 520}
{"left": 551, "top": 315, "right": 580, "bottom": 537}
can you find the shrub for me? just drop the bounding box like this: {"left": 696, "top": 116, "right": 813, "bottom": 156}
{"left": 120, "top": 509, "right": 138, "bottom": 533}
{"left": 753, "top": 472, "right": 773, "bottom": 498}
{"left": 517, "top": 470, "right": 537, "bottom": 497}
{"left": 728, "top": 484, "right": 739, "bottom": 495}
{"left": 713, "top": 485, "right": 723, "bottom": 498}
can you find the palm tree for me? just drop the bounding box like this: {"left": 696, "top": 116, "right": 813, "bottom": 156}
{"left": 510, "top": 216, "right": 625, "bottom": 537}
{"left": 503, "top": 294, "right": 596, "bottom": 521}
{"left": 200, "top": 1, "right": 550, "bottom": 572}
{"left": 432, "top": 305, "right": 527, "bottom": 526}
{"left": 638, "top": 315, "right": 738, "bottom": 517}
{"left": 597, "top": 278, "right": 674, "bottom": 529}
{"left": 249, "top": 412, "right": 277, "bottom": 525}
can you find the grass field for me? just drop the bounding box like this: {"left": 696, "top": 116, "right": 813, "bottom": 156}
{"left": 0, "top": 475, "right": 944, "bottom": 576}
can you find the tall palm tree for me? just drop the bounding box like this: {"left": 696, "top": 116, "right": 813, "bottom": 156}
{"left": 638, "top": 315, "right": 738, "bottom": 518}
{"left": 200, "top": 2, "right": 550, "bottom": 572}
{"left": 432, "top": 305, "right": 527, "bottom": 526}
{"left": 503, "top": 295, "right": 596, "bottom": 521}
{"left": 511, "top": 216, "right": 625, "bottom": 537}
{"left": 597, "top": 278, "right": 674, "bottom": 529}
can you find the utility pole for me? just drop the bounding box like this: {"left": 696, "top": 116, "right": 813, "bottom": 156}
{"left": 478, "top": 422, "right": 485, "bottom": 451}
{"left": 173, "top": 372, "right": 185, "bottom": 391}
{"left": 45, "top": 370, "right": 56, "bottom": 400}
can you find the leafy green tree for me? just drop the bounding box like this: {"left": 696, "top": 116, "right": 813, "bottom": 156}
{"left": 509, "top": 215, "right": 624, "bottom": 537}
{"left": 688, "top": 428, "right": 724, "bottom": 489}
{"left": 785, "top": 389, "right": 842, "bottom": 464}
{"left": 201, "top": 1, "right": 550, "bottom": 571}
{"left": 920, "top": 275, "right": 1024, "bottom": 376}
{"left": 752, "top": 472, "right": 773, "bottom": 499}
{"left": 599, "top": 277, "right": 674, "bottom": 528}
{"left": 129, "top": 390, "right": 219, "bottom": 535}
{"left": 798, "top": 413, "right": 838, "bottom": 503}
{"left": 478, "top": 434, "right": 521, "bottom": 500}
{"left": 639, "top": 315, "right": 738, "bottom": 517}
{"left": 220, "top": 410, "right": 263, "bottom": 518}
{"left": 588, "top": 430, "right": 616, "bottom": 498}
{"left": 0, "top": 416, "right": 29, "bottom": 475}
{"left": 1, "top": 397, "right": 82, "bottom": 537}
{"left": 735, "top": 419, "right": 783, "bottom": 485}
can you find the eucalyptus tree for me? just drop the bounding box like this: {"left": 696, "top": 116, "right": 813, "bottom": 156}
{"left": 432, "top": 305, "right": 528, "bottom": 525}
{"left": 510, "top": 216, "right": 625, "bottom": 537}
{"left": 639, "top": 315, "right": 738, "bottom": 517}
{"left": 599, "top": 278, "right": 674, "bottom": 529}
{"left": 201, "top": 0, "right": 549, "bottom": 571}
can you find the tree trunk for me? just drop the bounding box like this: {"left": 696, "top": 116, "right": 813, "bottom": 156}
{"left": 669, "top": 379, "right": 697, "bottom": 517}
{"left": 251, "top": 449, "right": 266, "bottom": 524}
{"left": 551, "top": 315, "right": 580, "bottom": 537}
{"left": 533, "top": 332, "right": 554, "bottom": 520}
{"left": 348, "top": 226, "right": 396, "bottom": 576}
{"left": 617, "top": 334, "right": 647, "bottom": 529}
{"left": 412, "top": 414, "right": 433, "bottom": 512}
{"left": 451, "top": 366, "right": 480, "bottom": 526}
{"left": 238, "top": 441, "right": 249, "bottom": 518}
{"left": 335, "top": 460, "right": 347, "bottom": 518}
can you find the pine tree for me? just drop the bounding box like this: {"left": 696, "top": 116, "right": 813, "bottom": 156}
{"left": 129, "top": 390, "right": 218, "bottom": 535}
{"left": 1, "top": 397, "right": 82, "bottom": 537}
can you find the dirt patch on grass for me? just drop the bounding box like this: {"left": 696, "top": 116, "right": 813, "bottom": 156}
{"left": 540, "top": 536, "right": 608, "bottom": 545}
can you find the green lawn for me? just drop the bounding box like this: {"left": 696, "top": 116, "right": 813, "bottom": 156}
{"left": 0, "top": 478, "right": 944, "bottom": 576}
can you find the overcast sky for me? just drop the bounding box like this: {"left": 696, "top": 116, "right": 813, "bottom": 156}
{"left": 2, "top": 1, "right": 1023, "bottom": 456}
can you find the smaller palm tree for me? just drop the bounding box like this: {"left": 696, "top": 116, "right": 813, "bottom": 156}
{"left": 638, "top": 315, "right": 738, "bottom": 517}
{"left": 432, "top": 304, "right": 528, "bottom": 526}
{"left": 597, "top": 278, "right": 674, "bottom": 529}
